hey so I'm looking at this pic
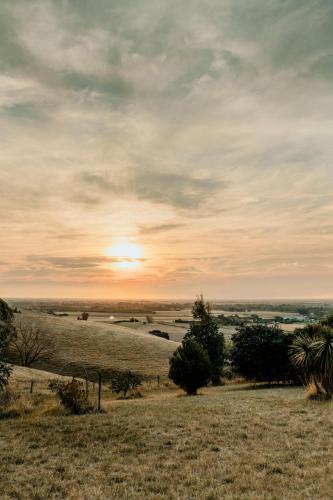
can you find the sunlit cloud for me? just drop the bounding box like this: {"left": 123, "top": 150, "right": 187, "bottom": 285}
{"left": 0, "top": 0, "right": 333, "bottom": 298}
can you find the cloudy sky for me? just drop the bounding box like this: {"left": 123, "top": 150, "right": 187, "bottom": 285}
{"left": 1, "top": 0, "right": 333, "bottom": 300}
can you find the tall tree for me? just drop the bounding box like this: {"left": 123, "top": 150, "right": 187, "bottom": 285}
{"left": 185, "top": 295, "right": 225, "bottom": 385}
{"left": 0, "top": 299, "right": 15, "bottom": 391}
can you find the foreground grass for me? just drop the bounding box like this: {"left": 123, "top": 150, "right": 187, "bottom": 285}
{"left": 1, "top": 385, "right": 333, "bottom": 499}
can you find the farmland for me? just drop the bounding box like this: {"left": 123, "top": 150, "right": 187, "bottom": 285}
{"left": 1, "top": 380, "right": 333, "bottom": 499}
{"left": 2, "top": 299, "right": 333, "bottom": 499}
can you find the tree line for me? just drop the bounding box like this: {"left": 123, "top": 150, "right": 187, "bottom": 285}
{"left": 169, "top": 296, "right": 333, "bottom": 400}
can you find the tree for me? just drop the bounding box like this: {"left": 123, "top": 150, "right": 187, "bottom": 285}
{"left": 10, "top": 321, "right": 55, "bottom": 367}
{"left": 290, "top": 321, "right": 333, "bottom": 399}
{"left": 169, "top": 338, "right": 212, "bottom": 395}
{"left": 109, "top": 370, "right": 142, "bottom": 397}
{"left": 0, "top": 299, "right": 15, "bottom": 391}
{"left": 185, "top": 295, "right": 224, "bottom": 384}
{"left": 77, "top": 312, "right": 89, "bottom": 321}
{"left": 0, "top": 299, "right": 15, "bottom": 347}
{"left": 231, "top": 323, "right": 296, "bottom": 383}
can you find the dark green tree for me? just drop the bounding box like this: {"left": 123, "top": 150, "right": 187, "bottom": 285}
{"left": 231, "top": 323, "right": 297, "bottom": 383}
{"left": 169, "top": 338, "right": 212, "bottom": 395}
{"left": 185, "top": 296, "right": 224, "bottom": 384}
{"left": 0, "top": 299, "right": 15, "bottom": 391}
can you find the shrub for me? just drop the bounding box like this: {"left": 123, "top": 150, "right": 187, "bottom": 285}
{"left": 49, "top": 379, "right": 92, "bottom": 414}
{"left": 149, "top": 330, "right": 170, "bottom": 340}
{"left": 169, "top": 338, "right": 212, "bottom": 395}
{"left": 231, "top": 324, "right": 297, "bottom": 383}
{"left": 109, "top": 371, "right": 142, "bottom": 397}
{"left": 185, "top": 295, "right": 225, "bottom": 385}
{"left": 290, "top": 321, "right": 333, "bottom": 399}
{"left": 0, "top": 388, "right": 18, "bottom": 406}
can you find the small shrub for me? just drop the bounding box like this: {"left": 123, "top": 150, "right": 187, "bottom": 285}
{"left": 0, "top": 388, "right": 19, "bottom": 406}
{"left": 0, "top": 362, "right": 12, "bottom": 392}
{"left": 49, "top": 379, "right": 92, "bottom": 414}
{"left": 149, "top": 330, "right": 170, "bottom": 340}
{"left": 169, "top": 338, "right": 212, "bottom": 395}
{"left": 109, "top": 371, "right": 142, "bottom": 398}
{"left": 77, "top": 312, "right": 89, "bottom": 321}
{"left": 222, "top": 363, "right": 238, "bottom": 380}
{"left": 0, "top": 409, "right": 20, "bottom": 420}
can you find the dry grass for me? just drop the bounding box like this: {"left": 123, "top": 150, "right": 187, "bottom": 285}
{"left": 1, "top": 383, "right": 333, "bottom": 499}
{"left": 11, "top": 311, "right": 179, "bottom": 380}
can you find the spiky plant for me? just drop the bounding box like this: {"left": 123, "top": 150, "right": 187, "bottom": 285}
{"left": 289, "top": 325, "right": 333, "bottom": 399}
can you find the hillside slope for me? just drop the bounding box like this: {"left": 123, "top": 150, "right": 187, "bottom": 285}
{"left": 11, "top": 311, "right": 179, "bottom": 380}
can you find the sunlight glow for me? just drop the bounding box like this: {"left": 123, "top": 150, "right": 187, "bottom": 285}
{"left": 106, "top": 241, "right": 144, "bottom": 270}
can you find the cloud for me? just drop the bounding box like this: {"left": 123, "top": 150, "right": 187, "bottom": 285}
{"left": 139, "top": 223, "right": 185, "bottom": 235}
{"left": 132, "top": 170, "right": 226, "bottom": 209}
{"left": 27, "top": 255, "right": 146, "bottom": 270}
{"left": 76, "top": 169, "right": 226, "bottom": 209}
{"left": 1, "top": 0, "right": 333, "bottom": 297}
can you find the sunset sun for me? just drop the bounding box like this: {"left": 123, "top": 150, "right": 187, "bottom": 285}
{"left": 106, "top": 241, "right": 144, "bottom": 270}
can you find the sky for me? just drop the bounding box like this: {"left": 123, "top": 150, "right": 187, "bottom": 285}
{"left": 1, "top": 0, "right": 333, "bottom": 300}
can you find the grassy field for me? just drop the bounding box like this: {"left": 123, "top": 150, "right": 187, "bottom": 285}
{"left": 11, "top": 311, "right": 179, "bottom": 380}
{"left": 1, "top": 381, "right": 332, "bottom": 499}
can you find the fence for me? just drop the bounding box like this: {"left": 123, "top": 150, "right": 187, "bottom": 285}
{"left": 12, "top": 369, "right": 165, "bottom": 410}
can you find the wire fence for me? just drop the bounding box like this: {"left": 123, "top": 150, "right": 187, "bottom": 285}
{"left": 12, "top": 368, "right": 165, "bottom": 410}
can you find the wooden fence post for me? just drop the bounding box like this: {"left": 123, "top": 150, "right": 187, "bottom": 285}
{"left": 30, "top": 380, "right": 34, "bottom": 394}
{"left": 98, "top": 373, "right": 102, "bottom": 411}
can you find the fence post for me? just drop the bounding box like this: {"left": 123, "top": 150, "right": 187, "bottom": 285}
{"left": 30, "top": 380, "right": 34, "bottom": 394}
{"left": 157, "top": 375, "right": 160, "bottom": 385}
{"left": 98, "top": 373, "right": 102, "bottom": 411}
{"left": 85, "top": 374, "right": 89, "bottom": 396}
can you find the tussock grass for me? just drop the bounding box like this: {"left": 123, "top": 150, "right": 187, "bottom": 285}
{"left": 1, "top": 384, "right": 333, "bottom": 499}
{"left": 11, "top": 311, "right": 179, "bottom": 379}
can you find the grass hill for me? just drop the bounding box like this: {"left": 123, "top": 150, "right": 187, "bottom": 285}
{"left": 1, "top": 383, "right": 331, "bottom": 499}
{"left": 11, "top": 311, "right": 179, "bottom": 380}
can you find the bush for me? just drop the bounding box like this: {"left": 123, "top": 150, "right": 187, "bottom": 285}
{"left": 169, "top": 338, "right": 212, "bottom": 395}
{"left": 77, "top": 312, "right": 89, "bottom": 321}
{"left": 149, "top": 330, "right": 170, "bottom": 340}
{"left": 290, "top": 321, "right": 333, "bottom": 399}
{"left": 49, "top": 379, "right": 92, "bottom": 414}
{"left": 231, "top": 324, "right": 297, "bottom": 383}
{"left": 0, "top": 388, "right": 18, "bottom": 406}
{"left": 109, "top": 371, "right": 142, "bottom": 397}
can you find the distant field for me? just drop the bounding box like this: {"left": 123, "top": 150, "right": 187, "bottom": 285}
{"left": 11, "top": 311, "right": 179, "bottom": 380}
{"left": 1, "top": 382, "right": 332, "bottom": 499}
{"left": 7, "top": 304, "right": 307, "bottom": 387}
{"left": 47, "top": 307, "right": 305, "bottom": 341}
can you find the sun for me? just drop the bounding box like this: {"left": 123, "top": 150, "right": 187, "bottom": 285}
{"left": 105, "top": 241, "right": 144, "bottom": 270}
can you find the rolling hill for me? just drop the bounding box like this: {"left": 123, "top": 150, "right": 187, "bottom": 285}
{"left": 11, "top": 311, "right": 179, "bottom": 380}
